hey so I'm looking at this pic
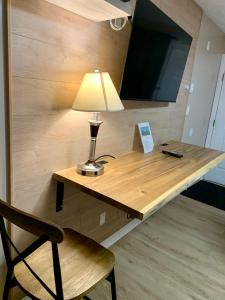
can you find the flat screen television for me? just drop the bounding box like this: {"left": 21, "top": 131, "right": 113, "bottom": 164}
{"left": 120, "top": 0, "right": 193, "bottom": 102}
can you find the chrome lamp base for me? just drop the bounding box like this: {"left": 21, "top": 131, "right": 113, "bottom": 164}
{"left": 77, "top": 160, "right": 104, "bottom": 177}
{"left": 77, "top": 113, "right": 104, "bottom": 177}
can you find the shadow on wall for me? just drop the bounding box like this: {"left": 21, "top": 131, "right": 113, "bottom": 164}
{"left": 123, "top": 99, "right": 168, "bottom": 109}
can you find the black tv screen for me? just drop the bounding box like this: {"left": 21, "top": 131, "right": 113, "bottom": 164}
{"left": 120, "top": 0, "right": 192, "bottom": 102}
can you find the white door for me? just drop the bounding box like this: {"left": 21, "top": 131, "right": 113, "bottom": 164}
{"left": 205, "top": 55, "right": 225, "bottom": 185}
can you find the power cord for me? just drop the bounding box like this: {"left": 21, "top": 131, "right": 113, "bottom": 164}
{"left": 94, "top": 154, "right": 116, "bottom": 162}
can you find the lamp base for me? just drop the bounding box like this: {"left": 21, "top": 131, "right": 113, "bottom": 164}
{"left": 77, "top": 160, "right": 104, "bottom": 176}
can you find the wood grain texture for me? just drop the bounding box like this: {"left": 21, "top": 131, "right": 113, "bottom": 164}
{"left": 89, "top": 195, "right": 225, "bottom": 300}
{"left": 54, "top": 141, "right": 225, "bottom": 220}
{"left": 14, "top": 228, "right": 115, "bottom": 300}
{"left": 9, "top": 0, "right": 202, "bottom": 252}
{"left": 44, "top": 0, "right": 129, "bottom": 22}
{"left": 0, "top": 198, "right": 64, "bottom": 243}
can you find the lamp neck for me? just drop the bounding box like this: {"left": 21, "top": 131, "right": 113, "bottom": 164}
{"left": 88, "top": 114, "right": 103, "bottom": 162}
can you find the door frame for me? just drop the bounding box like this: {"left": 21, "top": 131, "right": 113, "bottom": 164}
{"left": 205, "top": 54, "right": 225, "bottom": 148}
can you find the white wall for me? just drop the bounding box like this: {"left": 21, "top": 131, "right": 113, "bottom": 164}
{"left": 182, "top": 14, "right": 225, "bottom": 146}
{"left": 0, "top": 0, "right": 7, "bottom": 296}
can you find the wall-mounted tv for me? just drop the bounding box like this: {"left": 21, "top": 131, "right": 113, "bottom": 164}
{"left": 120, "top": 0, "right": 193, "bottom": 102}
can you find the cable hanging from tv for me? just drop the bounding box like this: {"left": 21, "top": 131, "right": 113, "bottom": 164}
{"left": 110, "top": 17, "right": 128, "bottom": 31}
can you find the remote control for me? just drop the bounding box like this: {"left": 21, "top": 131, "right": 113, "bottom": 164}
{"left": 162, "top": 150, "right": 183, "bottom": 158}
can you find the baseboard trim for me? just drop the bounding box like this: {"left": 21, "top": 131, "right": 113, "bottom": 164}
{"left": 101, "top": 218, "right": 142, "bottom": 248}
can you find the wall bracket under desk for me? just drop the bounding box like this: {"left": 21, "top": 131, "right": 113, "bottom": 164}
{"left": 56, "top": 181, "right": 64, "bottom": 212}
{"left": 53, "top": 141, "right": 225, "bottom": 219}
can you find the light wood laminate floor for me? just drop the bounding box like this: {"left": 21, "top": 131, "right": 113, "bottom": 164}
{"left": 89, "top": 195, "right": 225, "bottom": 300}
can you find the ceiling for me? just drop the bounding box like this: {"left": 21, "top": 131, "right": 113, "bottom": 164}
{"left": 194, "top": 0, "right": 225, "bottom": 33}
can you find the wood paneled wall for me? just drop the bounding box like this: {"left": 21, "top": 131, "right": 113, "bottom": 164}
{"left": 9, "top": 0, "right": 202, "bottom": 248}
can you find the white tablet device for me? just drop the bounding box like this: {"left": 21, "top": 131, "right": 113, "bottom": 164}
{"left": 138, "top": 122, "right": 154, "bottom": 153}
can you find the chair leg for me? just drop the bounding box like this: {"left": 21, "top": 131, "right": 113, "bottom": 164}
{"left": 3, "top": 269, "right": 13, "bottom": 300}
{"left": 83, "top": 269, "right": 117, "bottom": 300}
{"left": 108, "top": 268, "right": 117, "bottom": 300}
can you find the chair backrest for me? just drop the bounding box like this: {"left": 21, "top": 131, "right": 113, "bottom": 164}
{"left": 0, "top": 198, "right": 65, "bottom": 299}
{"left": 0, "top": 199, "right": 64, "bottom": 243}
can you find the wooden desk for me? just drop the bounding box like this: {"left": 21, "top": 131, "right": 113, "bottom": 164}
{"left": 53, "top": 141, "right": 225, "bottom": 220}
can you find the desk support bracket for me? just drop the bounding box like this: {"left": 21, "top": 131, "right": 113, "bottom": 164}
{"left": 56, "top": 181, "right": 64, "bottom": 212}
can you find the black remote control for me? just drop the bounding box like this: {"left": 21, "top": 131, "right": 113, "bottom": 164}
{"left": 162, "top": 150, "right": 183, "bottom": 158}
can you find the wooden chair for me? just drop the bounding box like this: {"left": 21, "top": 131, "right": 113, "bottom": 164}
{"left": 0, "top": 199, "right": 117, "bottom": 300}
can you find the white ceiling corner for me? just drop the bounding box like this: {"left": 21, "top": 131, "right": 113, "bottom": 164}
{"left": 194, "top": 0, "right": 225, "bottom": 33}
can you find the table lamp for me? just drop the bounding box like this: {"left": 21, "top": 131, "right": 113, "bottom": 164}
{"left": 72, "top": 70, "right": 124, "bottom": 176}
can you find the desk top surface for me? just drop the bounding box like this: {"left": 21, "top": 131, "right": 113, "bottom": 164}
{"left": 53, "top": 141, "right": 225, "bottom": 220}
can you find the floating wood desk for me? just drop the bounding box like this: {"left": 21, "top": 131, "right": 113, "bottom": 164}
{"left": 53, "top": 141, "right": 225, "bottom": 220}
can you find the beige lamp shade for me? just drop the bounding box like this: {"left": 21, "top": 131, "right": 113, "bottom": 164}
{"left": 72, "top": 71, "right": 124, "bottom": 112}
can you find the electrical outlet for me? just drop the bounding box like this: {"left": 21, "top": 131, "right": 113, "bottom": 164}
{"left": 186, "top": 105, "right": 190, "bottom": 116}
{"left": 189, "top": 83, "right": 195, "bottom": 94}
{"left": 100, "top": 212, "right": 106, "bottom": 226}
{"left": 184, "top": 83, "right": 194, "bottom": 94}
{"left": 184, "top": 84, "right": 190, "bottom": 91}
{"left": 206, "top": 40, "right": 211, "bottom": 51}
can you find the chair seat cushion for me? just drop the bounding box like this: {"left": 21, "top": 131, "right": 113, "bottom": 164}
{"left": 14, "top": 228, "right": 115, "bottom": 300}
